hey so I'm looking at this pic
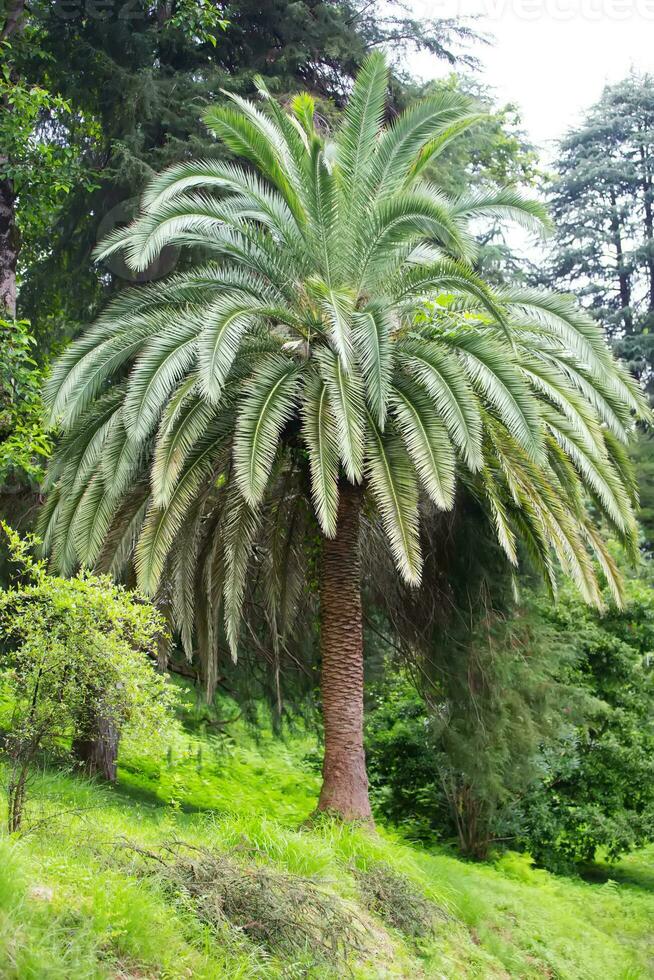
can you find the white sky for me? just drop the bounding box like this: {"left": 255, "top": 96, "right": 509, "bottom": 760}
{"left": 406, "top": 0, "right": 654, "bottom": 155}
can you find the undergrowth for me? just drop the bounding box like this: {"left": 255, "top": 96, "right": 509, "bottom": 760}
{"left": 0, "top": 681, "right": 653, "bottom": 978}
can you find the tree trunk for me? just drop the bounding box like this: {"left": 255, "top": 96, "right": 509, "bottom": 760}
{"left": 609, "top": 187, "right": 632, "bottom": 333}
{"left": 316, "top": 481, "right": 372, "bottom": 822}
{"left": 0, "top": 173, "right": 17, "bottom": 318}
{"left": 0, "top": 0, "right": 26, "bottom": 318}
{"left": 638, "top": 142, "right": 654, "bottom": 312}
{"left": 73, "top": 712, "right": 119, "bottom": 782}
{"left": 1, "top": 0, "right": 26, "bottom": 41}
{"left": 8, "top": 762, "right": 29, "bottom": 833}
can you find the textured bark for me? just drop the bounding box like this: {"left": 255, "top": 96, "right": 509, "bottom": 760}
{"left": 0, "top": 0, "right": 26, "bottom": 318}
{"left": 316, "top": 481, "right": 372, "bottom": 821}
{"left": 609, "top": 187, "right": 633, "bottom": 333}
{"left": 0, "top": 175, "right": 17, "bottom": 317}
{"left": 638, "top": 142, "right": 654, "bottom": 312}
{"left": 73, "top": 712, "right": 119, "bottom": 782}
{"left": 7, "top": 761, "right": 29, "bottom": 833}
{"left": 1, "top": 0, "right": 26, "bottom": 41}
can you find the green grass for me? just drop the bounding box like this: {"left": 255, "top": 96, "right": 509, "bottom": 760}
{"left": 1, "top": 687, "right": 653, "bottom": 978}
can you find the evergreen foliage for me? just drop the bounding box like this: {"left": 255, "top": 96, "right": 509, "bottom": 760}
{"left": 365, "top": 556, "right": 654, "bottom": 871}
{"left": 520, "top": 572, "right": 654, "bottom": 870}
{"left": 544, "top": 74, "right": 654, "bottom": 346}
{"left": 14, "top": 0, "right": 481, "bottom": 345}
{"left": 0, "top": 317, "right": 51, "bottom": 488}
{"left": 41, "top": 56, "right": 647, "bottom": 706}
{"left": 0, "top": 524, "right": 174, "bottom": 830}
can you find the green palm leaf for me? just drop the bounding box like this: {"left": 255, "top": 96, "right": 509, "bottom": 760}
{"left": 390, "top": 376, "right": 456, "bottom": 510}
{"left": 353, "top": 305, "right": 394, "bottom": 428}
{"left": 316, "top": 347, "right": 365, "bottom": 483}
{"left": 233, "top": 355, "right": 300, "bottom": 505}
{"left": 365, "top": 417, "right": 422, "bottom": 585}
{"left": 302, "top": 371, "right": 340, "bottom": 537}
{"left": 370, "top": 91, "right": 476, "bottom": 195}
{"left": 135, "top": 425, "right": 226, "bottom": 595}
{"left": 222, "top": 487, "right": 261, "bottom": 659}
{"left": 124, "top": 321, "right": 200, "bottom": 441}
{"left": 451, "top": 332, "right": 545, "bottom": 463}
{"left": 397, "top": 339, "right": 483, "bottom": 470}
{"left": 335, "top": 51, "right": 388, "bottom": 197}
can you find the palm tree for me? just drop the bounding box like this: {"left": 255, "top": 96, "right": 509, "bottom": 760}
{"left": 43, "top": 54, "right": 648, "bottom": 820}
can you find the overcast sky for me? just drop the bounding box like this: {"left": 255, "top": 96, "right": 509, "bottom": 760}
{"left": 407, "top": 0, "right": 654, "bottom": 154}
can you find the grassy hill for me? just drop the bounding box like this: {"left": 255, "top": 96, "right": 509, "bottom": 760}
{"left": 1, "top": 682, "right": 653, "bottom": 979}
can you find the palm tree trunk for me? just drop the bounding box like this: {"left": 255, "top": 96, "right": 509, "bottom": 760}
{"left": 316, "top": 480, "right": 372, "bottom": 822}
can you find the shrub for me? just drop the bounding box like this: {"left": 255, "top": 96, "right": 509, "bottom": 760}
{"left": 365, "top": 607, "right": 574, "bottom": 859}
{"left": 0, "top": 318, "right": 51, "bottom": 489}
{"left": 0, "top": 524, "right": 175, "bottom": 831}
{"left": 517, "top": 576, "right": 654, "bottom": 871}
{"left": 366, "top": 564, "right": 654, "bottom": 872}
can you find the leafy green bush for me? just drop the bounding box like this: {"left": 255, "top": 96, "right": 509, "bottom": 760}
{"left": 518, "top": 574, "right": 654, "bottom": 871}
{"left": 0, "top": 525, "right": 175, "bottom": 831}
{"left": 365, "top": 607, "right": 574, "bottom": 859}
{"left": 366, "top": 563, "right": 654, "bottom": 872}
{"left": 0, "top": 318, "right": 51, "bottom": 488}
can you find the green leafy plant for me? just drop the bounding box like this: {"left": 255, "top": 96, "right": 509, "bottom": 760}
{"left": 0, "top": 317, "right": 51, "bottom": 486}
{"left": 0, "top": 46, "right": 95, "bottom": 258}
{"left": 41, "top": 53, "right": 648, "bottom": 820}
{"left": 364, "top": 607, "right": 577, "bottom": 860}
{"left": 518, "top": 572, "right": 654, "bottom": 870}
{"left": 0, "top": 524, "right": 174, "bottom": 832}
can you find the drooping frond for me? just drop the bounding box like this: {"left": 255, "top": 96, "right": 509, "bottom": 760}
{"left": 233, "top": 355, "right": 300, "bottom": 506}
{"left": 316, "top": 347, "right": 365, "bottom": 483}
{"left": 352, "top": 305, "right": 394, "bottom": 428}
{"left": 203, "top": 100, "right": 304, "bottom": 222}
{"left": 365, "top": 417, "right": 422, "bottom": 585}
{"left": 196, "top": 293, "right": 268, "bottom": 402}
{"left": 449, "top": 188, "right": 552, "bottom": 236}
{"left": 390, "top": 376, "right": 456, "bottom": 510}
{"left": 302, "top": 371, "right": 340, "bottom": 537}
{"left": 221, "top": 486, "right": 262, "bottom": 659}
{"left": 397, "top": 339, "right": 483, "bottom": 471}
{"left": 135, "top": 424, "right": 227, "bottom": 595}
{"left": 123, "top": 321, "right": 200, "bottom": 441}
{"left": 449, "top": 332, "right": 545, "bottom": 463}
{"left": 151, "top": 392, "right": 225, "bottom": 507}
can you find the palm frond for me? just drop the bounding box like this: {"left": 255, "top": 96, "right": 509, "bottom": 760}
{"left": 302, "top": 371, "right": 340, "bottom": 537}
{"left": 369, "top": 91, "right": 475, "bottom": 195}
{"left": 390, "top": 376, "right": 456, "bottom": 510}
{"left": 353, "top": 305, "right": 394, "bottom": 428}
{"left": 397, "top": 339, "right": 483, "bottom": 470}
{"left": 449, "top": 188, "right": 552, "bottom": 236}
{"left": 365, "top": 417, "right": 422, "bottom": 585}
{"left": 335, "top": 51, "right": 388, "bottom": 198}
{"left": 233, "top": 355, "right": 300, "bottom": 505}
{"left": 135, "top": 427, "right": 226, "bottom": 595}
{"left": 316, "top": 347, "right": 365, "bottom": 483}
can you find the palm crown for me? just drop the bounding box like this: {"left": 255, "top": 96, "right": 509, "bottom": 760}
{"left": 43, "top": 53, "right": 648, "bottom": 663}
